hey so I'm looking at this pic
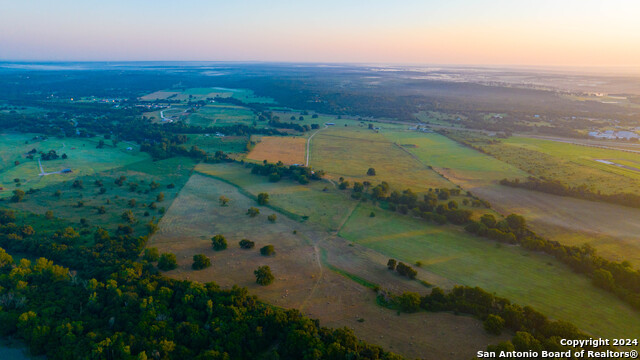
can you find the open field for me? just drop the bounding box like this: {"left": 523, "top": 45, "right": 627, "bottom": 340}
{"left": 476, "top": 135, "right": 640, "bottom": 195}
{"left": 246, "top": 136, "right": 306, "bottom": 165}
{"left": 382, "top": 131, "right": 527, "bottom": 186}
{"left": 140, "top": 87, "right": 275, "bottom": 104}
{"left": 338, "top": 201, "right": 640, "bottom": 341}
{"left": 183, "top": 134, "right": 248, "bottom": 154}
{"left": 309, "top": 127, "right": 454, "bottom": 192}
{"left": 195, "top": 162, "right": 355, "bottom": 231}
{"left": 151, "top": 172, "right": 507, "bottom": 359}
{"left": 5, "top": 157, "right": 196, "bottom": 235}
{"left": 186, "top": 104, "right": 256, "bottom": 127}
{"left": 0, "top": 133, "right": 148, "bottom": 198}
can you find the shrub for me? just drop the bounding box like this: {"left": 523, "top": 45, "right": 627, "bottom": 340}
{"left": 158, "top": 253, "right": 177, "bottom": 271}
{"left": 260, "top": 245, "right": 275, "bottom": 256}
{"left": 211, "top": 234, "right": 227, "bottom": 251}
{"left": 143, "top": 248, "right": 159, "bottom": 262}
{"left": 239, "top": 239, "right": 255, "bottom": 249}
{"left": 192, "top": 254, "right": 211, "bottom": 270}
{"left": 254, "top": 266, "right": 275, "bottom": 286}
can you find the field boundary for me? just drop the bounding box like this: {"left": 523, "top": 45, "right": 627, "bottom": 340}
{"left": 193, "top": 169, "right": 306, "bottom": 222}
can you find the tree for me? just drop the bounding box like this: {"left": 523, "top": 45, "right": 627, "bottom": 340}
{"left": 219, "top": 196, "right": 230, "bottom": 206}
{"left": 121, "top": 210, "right": 136, "bottom": 224}
{"left": 247, "top": 207, "right": 260, "bottom": 217}
{"left": 367, "top": 168, "right": 376, "bottom": 176}
{"left": 11, "top": 189, "right": 25, "bottom": 202}
{"left": 156, "top": 192, "right": 165, "bottom": 202}
{"left": 396, "top": 292, "right": 421, "bottom": 312}
{"left": 72, "top": 180, "right": 83, "bottom": 189}
{"left": 211, "top": 234, "right": 227, "bottom": 251}
{"left": 480, "top": 214, "right": 497, "bottom": 228}
{"left": 45, "top": 210, "right": 54, "bottom": 220}
{"left": 128, "top": 199, "right": 136, "bottom": 208}
{"left": 239, "top": 239, "right": 255, "bottom": 249}
{"left": 158, "top": 253, "right": 177, "bottom": 271}
{"left": 97, "top": 140, "right": 105, "bottom": 149}
{"left": 254, "top": 266, "right": 274, "bottom": 286}
{"left": 260, "top": 245, "right": 275, "bottom": 256}
{"left": 267, "top": 214, "right": 277, "bottom": 223}
{"left": 387, "top": 259, "right": 397, "bottom": 270}
{"left": 257, "top": 193, "right": 269, "bottom": 205}
{"left": 483, "top": 314, "right": 505, "bottom": 335}
{"left": 0, "top": 247, "right": 14, "bottom": 268}
{"left": 192, "top": 254, "right": 211, "bottom": 270}
{"left": 143, "top": 248, "right": 159, "bottom": 262}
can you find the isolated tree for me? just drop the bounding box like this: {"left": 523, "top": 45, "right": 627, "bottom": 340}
{"left": 11, "top": 189, "right": 25, "bottom": 202}
{"left": 192, "top": 254, "right": 211, "bottom": 270}
{"left": 72, "top": 180, "right": 84, "bottom": 189}
{"left": 484, "top": 314, "right": 505, "bottom": 335}
{"left": 158, "top": 253, "right": 177, "bottom": 271}
{"left": 121, "top": 210, "right": 136, "bottom": 224}
{"left": 387, "top": 259, "right": 397, "bottom": 270}
{"left": 239, "top": 239, "right": 255, "bottom": 249}
{"left": 260, "top": 245, "right": 275, "bottom": 256}
{"left": 247, "top": 207, "right": 260, "bottom": 217}
{"left": 257, "top": 192, "right": 269, "bottom": 205}
{"left": 128, "top": 199, "right": 136, "bottom": 208}
{"left": 143, "top": 247, "right": 160, "bottom": 262}
{"left": 219, "top": 195, "right": 230, "bottom": 206}
{"left": 211, "top": 234, "right": 227, "bottom": 251}
{"left": 45, "top": 210, "right": 54, "bottom": 220}
{"left": 369, "top": 211, "right": 375, "bottom": 217}
{"left": 268, "top": 214, "right": 277, "bottom": 223}
{"left": 367, "top": 168, "right": 376, "bottom": 176}
{"left": 156, "top": 192, "right": 165, "bottom": 202}
{"left": 97, "top": 140, "right": 105, "bottom": 149}
{"left": 254, "top": 265, "right": 275, "bottom": 286}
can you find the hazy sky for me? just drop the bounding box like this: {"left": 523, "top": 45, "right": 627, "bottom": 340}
{"left": 1, "top": 0, "right": 639, "bottom": 67}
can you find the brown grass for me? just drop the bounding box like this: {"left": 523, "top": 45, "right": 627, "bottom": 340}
{"left": 150, "top": 173, "right": 506, "bottom": 359}
{"left": 247, "top": 136, "right": 306, "bottom": 165}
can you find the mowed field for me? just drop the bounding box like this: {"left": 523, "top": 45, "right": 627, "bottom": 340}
{"left": 0, "top": 133, "right": 148, "bottom": 198}
{"left": 246, "top": 136, "right": 306, "bottom": 165}
{"left": 140, "top": 87, "right": 275, "bottom": 104}
{"left": 151, "top": 171, "right": 507, "bottom": 359}
{"left": 183, "top": 134, "right": 248, "bottom": 154}
{"left": 338, "top": 201, "right": 640, "bottom": 342}
{"left": 309, "top": 127, "right": 453, "bottom": 192}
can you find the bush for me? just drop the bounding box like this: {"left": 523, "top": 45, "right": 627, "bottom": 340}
{"left": 247, "top": 207, "right": 260, "bottom": 217}
{"left": 267, "top": 214, "right": 277, "bottom": 223}
{"left": 396, "top": 292, "right": 421, "bottom": 312}
{"left": 158, "top": 253, "right": 177, "bottom": 271}
{"left": 239, "top": 239, "right": 255, "bottom": 249}
{"left": 484, "top": 314, "right": 505, "bottom": 335}
{"left": 260, "top": 245, "right": 275, "bottom": 256}
{"left": 211, "top": 234, "right": 227, "bottom": 251}
{"left": 143, "top": 247, "right": 159, "bottom": 262}
{"left": 192, "top": 254, "right": 211, "bottom": 270}
{"left": 257, "top": 192, "right": 269, "bottom": 205}
{"left": 254, "top": 266, "right": 274, "bottom": 285}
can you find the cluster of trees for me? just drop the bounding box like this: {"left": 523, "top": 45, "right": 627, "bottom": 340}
{"left": 464, "top": 213, "right": 640, "bottom": 310}
{"left": 500, "top": 177, "right": 640, "bottom": 209}
{"left": 383, "top": 285, "right": 613, "bottom": 354}
{"left": 250, "top": 161, "right": 325, "bottom": 184}
{"left": 386, "top": 259, "right": 417, "bottom": 279}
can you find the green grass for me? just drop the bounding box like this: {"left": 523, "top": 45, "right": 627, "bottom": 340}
{"left": 195, "top": 162, "right": 356, "bottom": 231}
{"left": 4, "top": 157, "right": 196, "bottom": 236}
{"left": 382, "top": 131, "right": 526, "bottom": 184}
{"left": 186, "top": 104, "right": 256, "bottom": 128}
{"left": 0, "top": 133, "right": 149, "bottom": 198}
{"left": 338, "top": 202, "right": 640, "bottom": 341}
{"left": 319, "top": 247, "right": 379, "bottom": 290}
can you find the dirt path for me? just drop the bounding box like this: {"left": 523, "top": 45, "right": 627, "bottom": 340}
{"left": 305, "top": 124, "right": 327, "bottom": 166}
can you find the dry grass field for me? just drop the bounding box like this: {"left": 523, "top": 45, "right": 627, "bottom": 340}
{"left": 246, "top": 136, "right": 307, "bottom": 165}
{"left": 310, "top": 127, "right": 453, "bottom": 192}
{"left": 150, "top": 172, "right": 506, "bottom": 359}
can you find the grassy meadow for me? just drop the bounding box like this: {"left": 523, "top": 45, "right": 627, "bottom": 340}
{"left": 338, "top": 201, "right": 640, "bottom": 341}
{"left": 246, "top": 136, "right": 307, "bottom": 165}
{"left": 0, "top": 133, "right": 148, "bottom": 198}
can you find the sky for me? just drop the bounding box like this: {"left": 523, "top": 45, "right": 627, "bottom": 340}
{"left": 1, "top": 0, "right": 639, "bottom": 67}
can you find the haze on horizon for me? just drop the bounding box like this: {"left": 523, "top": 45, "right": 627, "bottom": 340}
{"left": 1, "top": 0, "right": 639, "bottom": 69}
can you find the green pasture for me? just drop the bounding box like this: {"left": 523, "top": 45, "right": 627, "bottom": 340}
{"left": 4, "top": 157, "right": 196, "bottom": 236}
{"left": 184, "top": 134, "right": 248, "bottom": 154}
{"left": 0, "top": 133, "right": 148, "bottom": 198}
{"left": 186, "top": 104, "right": 256, "bottom": 127}
{"left": 195, "top": 162, "right": 356, "bottom": 231}
{"left": 338, "top": 202, "right": 640, "bottom": 341}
